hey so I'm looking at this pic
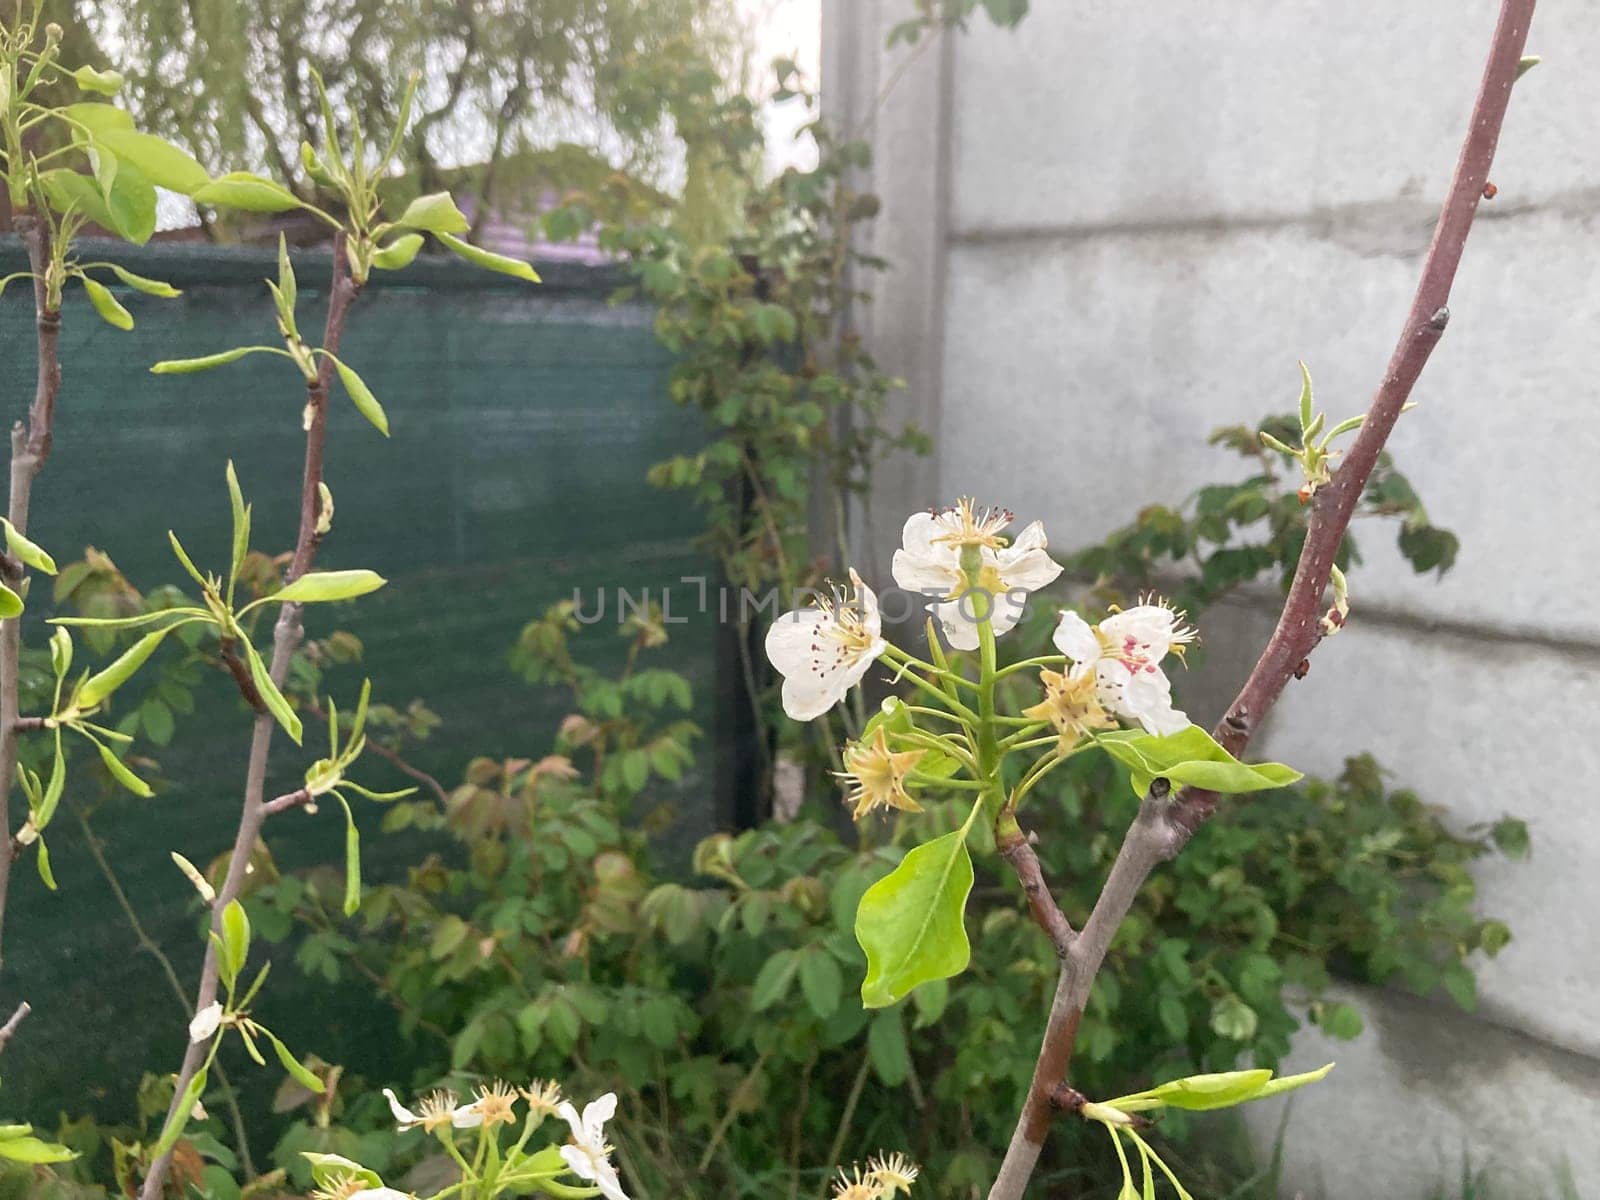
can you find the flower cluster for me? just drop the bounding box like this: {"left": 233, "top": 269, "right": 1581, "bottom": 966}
{"left": 375, "top": 1082, "right": 628, "bottom": 1200}
{"left": 765, "top": 499, "right": 1195, "bottom": 821}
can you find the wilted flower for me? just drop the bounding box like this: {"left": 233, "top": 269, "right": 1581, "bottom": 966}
{"left": 1051, "top": 600, "right": 1195, "bottom": 736}
{"left": 462, "top": 1080, "right": 519, "bottom": 1127}
{"left": 868, "top": 1152, "right": 920, "bottom": 1196}
{"left": 519, "top": 1079, "right": 564, "bottom": 1119}
{"left": 765, "top": 569, "right": 887, "bottom": 721}
{"left": 837, "top": 728, "right": 925, "bottom": 820}
{"left": 557, "top": 1092, "right": 629, "bottom": 1200}
{"left": 892, "top": 499, "right": 1061, "bottom": 651}
{"left": 832, "top": 1165, "right": 886, "bottom": 1200}
{"left": 1022, "top": 667, "right": 1116, "bottom": 746}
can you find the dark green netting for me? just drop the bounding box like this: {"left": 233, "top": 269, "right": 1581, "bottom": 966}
{"left": 0, "top": 238, "right": 722, "bottom": 1122}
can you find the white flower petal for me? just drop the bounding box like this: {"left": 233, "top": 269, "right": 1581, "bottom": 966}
{"left": 451, "top": 1107, "right": 484, "bottom": 1129}
{"left": 848, "top": 570, "right": 884, "bottom": 640}
{"left": 383, "top": 1088, "right": 420, "bottom": 1130}
{"left": 1100, "top": 604, "right": 1177, "bottom": 661}
{"left": 350, "top": 1189, "right": 413, "bottom": 1200}
{"left": 996, "top": 529, "right": 1063, "bottom": 593}
{"left": 581, "top": 1092, "right": 618, "bottom": 1140}
{"left": 763, "top": 608, "right": 827, "bottom": 677}
{"left": 898, "top": 511, "right": 946, "bottom": 559}
{"left": 1121, "top": 667, "right": 1189, "bottom": 735}
{"left": 933, "top": 598, "right": 980, "bottom": 651}
{"left": 594, "top": 1163, "right": 630, "bottom": 1200}
{"left": 561, "top": 1144, "right": 596, "bottom": 1183}
{"left": 188, "top": 1002, "right": 223, "bottom": 1044}
{"left": 557, "top": 1100, "right": 586, "bottom": 1143}
{"left": 987, "top": 589, "right": 1030, "bottom": 640}
{"left": 1052, "top": 611, "right": 1101, "bottom": 664}
{"left": 891, "top": 547, "right": 960, "bottom": 597}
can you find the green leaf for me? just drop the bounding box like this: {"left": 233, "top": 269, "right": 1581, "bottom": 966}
{"left": 50, "top": 628, "right": 72, "bottom": 677}
{"left": 94, "top": 129, "right": 209, "bottom": 195}
{"left": 856, "top": 829, "right": 974, "bottom": 1008}
{"left": 798, "top": 947, "right": 843, "bottom": 1019}
{"left": 867, "top": 1007, "right": 910, "bottom": 1085}
{"left": 2, "top": 520, "right": 55, "bottom": 575}
{"left": 105, "top": 263, "right": 180, "bottom": 297}
{"left": 1315, "top": 1001, "right": 1364, "bottom": 1040}
{"left": 150, "top": 1068, "right": 206, "bottom": 1159}
{"left": 151, "top": 346, "right": 270, "bottom": 374}
{"left": 1139, "top": 1069, "right": 1274, "bottom": 1112}
{"left": 35, "top": 836, "right": 55, "bottom": 891}
{"left": 80, "top": 276, "right": 133, "bottom": 330}
{"left": 191, "top": 172, "right": 302, "bottom": 213}
{"left": 242, "top": 638, "right": 301, "bottom": 744}
{"left": 273, "top": 569, "right": 387, "bottom": 604}
{"left": 751, "top": 949, "right": 798, "bottom": 1011}
{"left": 328, "top": 357, "right": 389, "bottom": 436}
{"left": 78, "top": 626, "right": 172, "bottom": 706}
{"left": 36, "top": 729, "right": 65, "bottom": 830}
{"left": 92, "top": 736, "right": 153, "bottom": 797}
{"left": 302, "top": 1154, "right": 379, "bottom": 1191}
{"left": 370, "top": 234, "right": 424, "bottom": 271}
{"left": 0, "top": 1135, "right": 75, "bottom": 1164}
{"left": 394, "top": 191, "right": 469, "bottom": 234}
{"left": 436, "top": 232, "right": 540, "bottom": 283}
{"left": 225, "top": 461, "right": 250, "bottom": 584}
{"left": 0, "top": 584, "right": 19, "bottom": 619}
{"left": 1249, "top": 1062, "right": 1334, "bottom": 1102}
{"left": 259, "top": 1026, "right": 325, "bottom": 1092}
{"left": 1097, "top": 726, "right": 1301, "bottom": 798}
{"left": 220, "top": 899, "right": 250, "bottom": 985}
{"left": 335, "top": 793, "right": 361, "bottom": 916}
{"left": 1208, "top": 995, "right": 1259, "bottom": 1042}
{"left": 59, "top": 102, "right": 134, "bottom": 135}
{"left": 276, "top": 233, "right": 297, "bottom": 313}
{"left": 70, "top": 65, "right": 124, "bottom": 95}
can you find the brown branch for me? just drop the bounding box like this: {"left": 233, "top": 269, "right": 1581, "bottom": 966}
{"left": 141, "top": 233, "right": 364, "bottom": 1200}
{"left": 996, "top": 828, "right": 1074, "bottom": 958}
{"left": 260, "top": 788, "right": 312, "bottom": 817}
{"left": 218, "top": 639, "right": 267, "bottom": 711}
{"left": 988, "top": 4, "right": 1536, "bottom": 1195}
{"left": 0, "top": 211, "right": 63, "bottom": 983}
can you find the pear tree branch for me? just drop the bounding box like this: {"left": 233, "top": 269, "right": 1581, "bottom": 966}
{"left": 0, "top": 210, "right": 63, "bottom": 1012}
{"left": 989, "top": 3, "right": 1537, "bottom": 1195}
{"left": 140, "top": 233, "right": 364, "bottom": 1200}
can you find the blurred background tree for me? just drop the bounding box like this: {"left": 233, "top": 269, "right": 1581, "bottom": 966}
{"left": 51, "top": 0, "right": 771, "bottom": 241}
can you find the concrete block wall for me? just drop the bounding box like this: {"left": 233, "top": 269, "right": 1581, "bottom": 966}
{"left": 823, "top": 1, "right": 1598, "bottom": 1194}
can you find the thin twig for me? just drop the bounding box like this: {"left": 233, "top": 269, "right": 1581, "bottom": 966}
{"left": 141, "top": 234, "right": 364, "bottom": 1200}
{"left": 0, "top": 1000, "right": 29, "bottom": 1053}
{"left": 988, "top": 4, "right": 1536, "bottom": 1195}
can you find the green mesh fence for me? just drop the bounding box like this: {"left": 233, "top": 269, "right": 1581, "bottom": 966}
{"left": 0, "top": 238, "right": 722, "bottom": 1123}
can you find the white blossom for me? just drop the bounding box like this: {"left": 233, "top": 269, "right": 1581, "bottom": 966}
{"left": 188, "top": 1001, "right": 223, "bottom": 1044}
{"left": 1051, "top": 602, "right": 1195, "bottom": 736}
{"left": 557, "top": 1092, "right": 629, "bottom": 1200}
{"left": 891, "top": 500, "right": 1062, "bottom": 651}
{"left": 765, "top": 570, "right": 887, "bottom": 721}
